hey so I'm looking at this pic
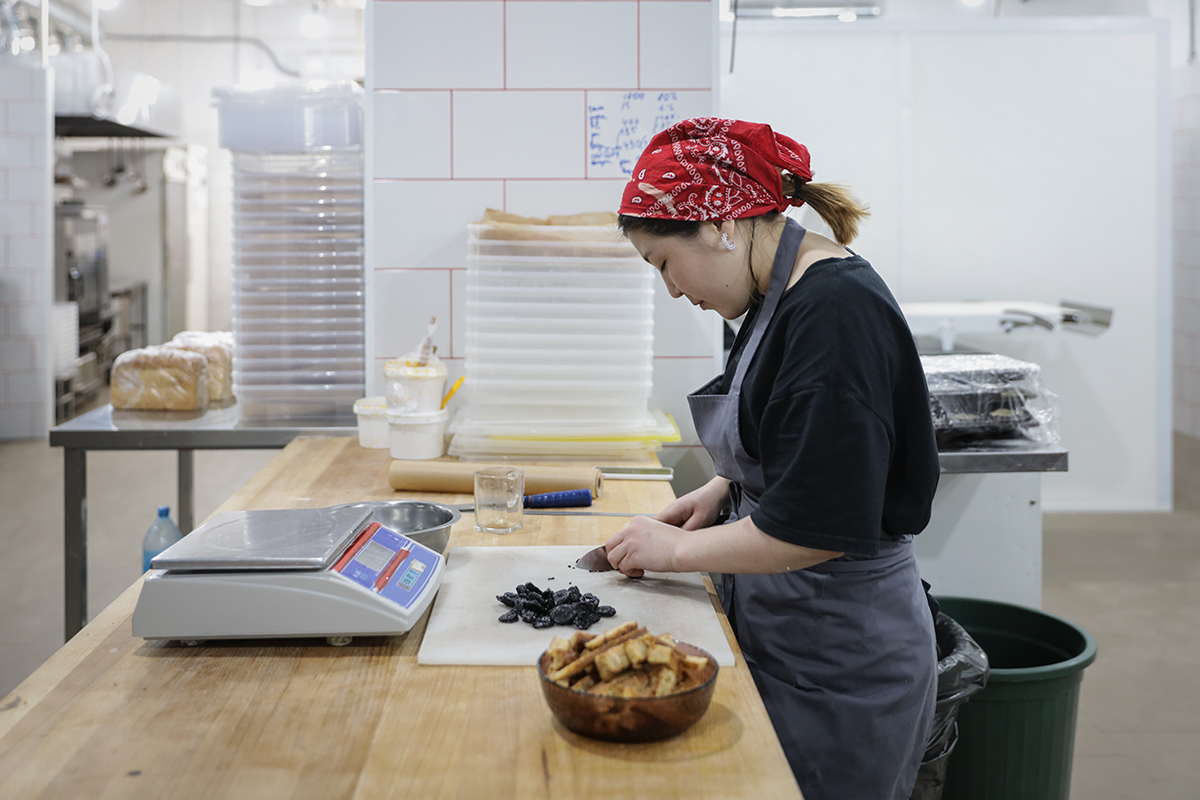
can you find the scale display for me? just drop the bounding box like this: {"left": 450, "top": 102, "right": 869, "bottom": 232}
{"left": 333, "top": 522, "right": 437, "bottom": 610}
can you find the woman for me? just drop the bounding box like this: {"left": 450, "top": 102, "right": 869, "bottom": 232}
{"left": 604, "top": 118, "right": 939, "bottom": 800}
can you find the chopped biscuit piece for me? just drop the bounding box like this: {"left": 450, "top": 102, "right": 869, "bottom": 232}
{"left": 653, "top": 666, "right": 679, "bottom": 697}
{"left": 624, "top": 636, "right": 650, "bottom": 666}
{"left": 584, "top": 620, "right": 638, "bottom": 650}
{"left": 595, "top": 646, "right": 632, "bottom": 682}
{"left": 568, "top": 631, "right": 595, "bottom": 650}
{"left": 646, "top": 644, "right": 678, "bottom": 669}
{"left": 571, "top": 674, "right": 597, "bottom": 692}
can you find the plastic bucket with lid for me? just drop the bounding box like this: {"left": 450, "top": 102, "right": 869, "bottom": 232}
{"left": 936, "top": 596, "right": 1098, "bottom": 800}
{"left": 387, "top": 409, "right": 449, "bottom": 460}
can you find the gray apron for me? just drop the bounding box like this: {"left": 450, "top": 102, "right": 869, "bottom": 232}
{"left": 688, "top": 218, "right": 937, "bottom": 800}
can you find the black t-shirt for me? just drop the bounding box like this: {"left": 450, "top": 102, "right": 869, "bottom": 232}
{"left": 721, "top": 253, "right": 939, "bottom": 557}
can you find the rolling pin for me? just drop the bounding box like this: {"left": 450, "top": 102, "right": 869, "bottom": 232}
{"left": 388, "top": 460, "right": 603, "bottom": 498}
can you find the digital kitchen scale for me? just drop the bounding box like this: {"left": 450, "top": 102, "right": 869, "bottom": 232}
{"left": 132, "top": 502, "right": 453, "bottom": 644}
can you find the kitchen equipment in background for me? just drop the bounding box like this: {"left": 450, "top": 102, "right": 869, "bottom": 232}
{"left": 55, "top": 202, "right": 108, "bottom": 328}
{"left": 132, "top": 500, "right": 457, "bottom": 643}
{"left": 902, "top": 300, "right": 1113, "bottom": 354}
{"left": 416, "top": 546, "right": 736, "bottom": 666}
{"left": 215, "top": 81, "right": 365, "bottom": 419}
{"left": 451, "top": 217, "right": 677, "bottom": 461}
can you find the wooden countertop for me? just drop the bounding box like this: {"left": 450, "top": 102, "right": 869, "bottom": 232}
{"left": 0, "top": 438, "right": 802, "bottom": 799}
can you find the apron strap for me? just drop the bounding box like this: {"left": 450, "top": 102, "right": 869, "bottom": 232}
{"left": 731, "top": 217, "right": 806, "bottom": 389}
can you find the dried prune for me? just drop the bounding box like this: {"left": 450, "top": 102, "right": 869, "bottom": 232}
{"left": 573, "top": 613, "right": 599, "bottom": 630}
{"left": 497, "top": 581, "right": 615, "bottom": 629}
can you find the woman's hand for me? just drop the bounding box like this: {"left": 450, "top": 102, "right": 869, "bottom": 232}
{"left": 654, "top": 477, "right": 731, "bottom": 531}
{"left": 604, "top": 517, "right": 686, "bottom": 578}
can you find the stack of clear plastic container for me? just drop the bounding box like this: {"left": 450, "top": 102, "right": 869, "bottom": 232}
{"left": 214, "top": 81, "right": 364, "bottom": 419}
{"left": 450, "top": 222, "right": 678, "bottom": 461}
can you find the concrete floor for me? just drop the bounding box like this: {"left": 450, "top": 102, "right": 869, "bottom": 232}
{"left": 1, "top": 428, "right": 1198, "bottom": 799}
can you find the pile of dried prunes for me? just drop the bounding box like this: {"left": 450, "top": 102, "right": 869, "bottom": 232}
{"left": 497, "top": 582, "right": 616, "bottom": 629}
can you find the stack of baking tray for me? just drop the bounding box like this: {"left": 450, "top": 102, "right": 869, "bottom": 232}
{"left": 229, "top": 151, "right": 365, "bottom": 418}
{"left": 921, "top": 353, "right": 1058, "bottom": 444}
{"left": 452, "top": 222, "right": 667, "bottom": 461}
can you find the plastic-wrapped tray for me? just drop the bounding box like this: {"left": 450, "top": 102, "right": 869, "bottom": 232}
{"left": 921, "top": 354, "right": 1057, "bottom": 444}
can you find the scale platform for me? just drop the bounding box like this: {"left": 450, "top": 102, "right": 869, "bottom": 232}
{"left": 132, "top": 503, "right": 454, "bottom": 644}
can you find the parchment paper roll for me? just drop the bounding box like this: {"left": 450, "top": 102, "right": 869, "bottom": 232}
{"left": 388, "top": 460, "right": 602, "bottom": 498}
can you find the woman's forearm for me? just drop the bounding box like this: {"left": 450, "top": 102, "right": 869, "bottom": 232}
{"left": 673, "top": 515, "right": 842, "bottom": 574}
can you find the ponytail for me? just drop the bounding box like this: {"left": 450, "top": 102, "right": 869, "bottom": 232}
{"left": 781, "top": 174, "right": 869, "bottom": 246}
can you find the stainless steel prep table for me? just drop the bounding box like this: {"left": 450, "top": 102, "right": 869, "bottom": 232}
{"left": 922, "top": 437, "right": 1069, "bottom": 608}
{"left": 49, "top": 403, "right": 354, "bottom": 640}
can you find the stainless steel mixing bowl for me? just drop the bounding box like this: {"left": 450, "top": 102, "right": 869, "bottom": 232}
{"left": 332, "top": 500, "right": 460, "bottom": 555}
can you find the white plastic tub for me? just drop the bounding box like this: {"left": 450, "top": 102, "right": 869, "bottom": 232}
{"left": 388, "top": 409, "right": 449, "bottom": 460}
{"left": 353, "top": 396, "right": 389, "bottom": 448}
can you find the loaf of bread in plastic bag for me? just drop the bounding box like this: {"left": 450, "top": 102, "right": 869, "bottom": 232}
{"left": 169, "top": 331, "right": 233, "bottom": 402}
{"left": 112, "top": 347, "right": 210, "bottom": 411}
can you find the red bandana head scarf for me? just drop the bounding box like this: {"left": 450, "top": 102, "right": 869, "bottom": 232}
{"left": 619, "top": 118, "right": 813, "bottom": 221}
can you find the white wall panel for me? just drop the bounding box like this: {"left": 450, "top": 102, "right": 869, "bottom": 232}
{"left": 501, "top": 179, "right": 625, "bottom": 217}
{"left": 373, "top": 269, "right": 453, "bottom": 359}
{"left": 371, "top": 180, "right": 505, "bottom": 270}
{"left": 640, "top": 2, "right": 715, "bottom": 89}
{"left": 373, "top": 92, "right": 453, "bottom": 179}
{"left": 506, "top": 2, "right": 638, "bottom": 89}
{"left": 453, "top": 91, "right": 586, "bottom": 179}
{"left": 374, "top": 1, "right": 504, "bottom": 89}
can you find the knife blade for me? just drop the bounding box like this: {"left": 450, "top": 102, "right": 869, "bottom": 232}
{"left": 574, "top": 545, "right": 616, "bottom": 572}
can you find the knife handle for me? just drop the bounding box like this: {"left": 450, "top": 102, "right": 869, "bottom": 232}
{"left": 523, "top": 489, "right": 593, "bottom": 508}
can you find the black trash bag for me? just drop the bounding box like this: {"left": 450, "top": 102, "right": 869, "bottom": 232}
{"left": 910, "top": 612, "right": 990, "bottom": 800}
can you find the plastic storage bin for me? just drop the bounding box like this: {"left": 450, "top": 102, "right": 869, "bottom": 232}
{"left": 936, "top": 597, "right": 1097, "bottom": 800}
{"left": 455, "top": 221, "right": 665, "bottom": 459}
{"left": 217, "top": 81, "right": 364, "bottom": 420}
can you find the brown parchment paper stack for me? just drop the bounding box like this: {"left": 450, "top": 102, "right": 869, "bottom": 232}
{"left": 388, "top": 460, "right": 602, "bottom": 498}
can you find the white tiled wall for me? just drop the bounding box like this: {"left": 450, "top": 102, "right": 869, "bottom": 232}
{"left": 367, "top": 0, "right": 720, "bottom": 482}
{"left": 1174, "top": 62, "right": 1200, "bottom": 438}
{"left": 0, "top": 66, "right": 53, "bottom": 440}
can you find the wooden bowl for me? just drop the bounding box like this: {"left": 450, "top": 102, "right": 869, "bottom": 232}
{"left": 537, "top": 642, "right": 719, "bottom": 743}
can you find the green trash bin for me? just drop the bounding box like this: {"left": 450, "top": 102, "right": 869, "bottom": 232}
{"left": 936, "top": 596, "right": 1098, "bottom": 800}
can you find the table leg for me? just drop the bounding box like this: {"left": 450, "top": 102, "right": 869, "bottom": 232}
{"left": 64, "top": 447, "right": 87, "bottom": 641}
{"left": 178, "top": 449, "right": 194, "bottom": 534}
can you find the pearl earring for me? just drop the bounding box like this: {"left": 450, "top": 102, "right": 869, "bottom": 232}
{"left": 721, "top": 232, "right": 736, "bottom": 251}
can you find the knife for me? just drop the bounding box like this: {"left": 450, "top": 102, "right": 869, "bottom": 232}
{"left": 452, "top": 504, "right": 646, "bottom": 518}
{"left": 575, "top": 545, "right": 616, "bottom": 572}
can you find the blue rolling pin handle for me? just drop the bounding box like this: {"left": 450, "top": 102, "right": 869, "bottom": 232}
{"left": 523, "top": 489, "right": 594, "bottom": 508}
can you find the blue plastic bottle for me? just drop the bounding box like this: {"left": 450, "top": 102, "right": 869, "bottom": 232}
{"left": 142, "top": 506, "right": 183, "bottom": 572}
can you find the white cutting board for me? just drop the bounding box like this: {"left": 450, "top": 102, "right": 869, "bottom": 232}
{"left": 417, "top": 546, "right": 736, "bottom": 667}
